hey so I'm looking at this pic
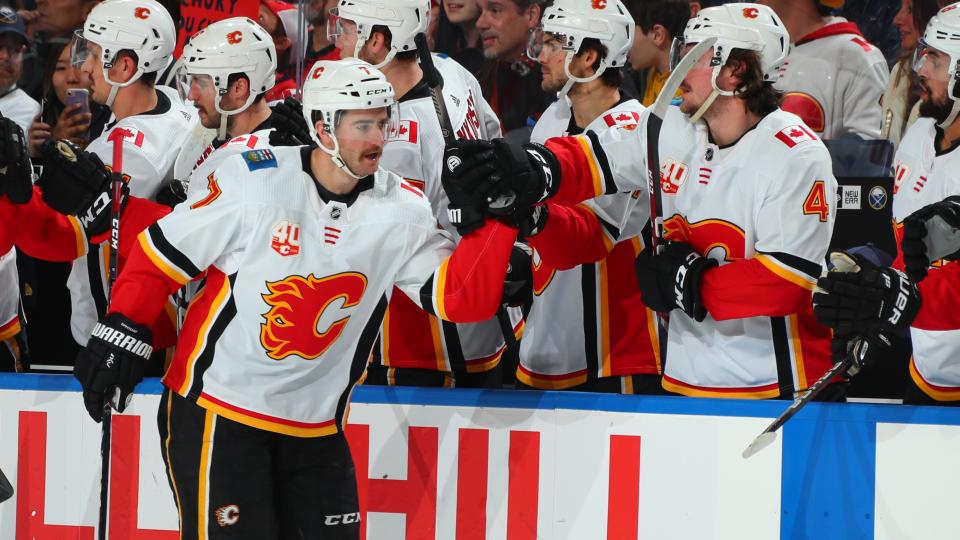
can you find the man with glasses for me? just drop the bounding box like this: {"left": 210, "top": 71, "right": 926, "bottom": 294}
{"left": 0, "top": 7, "right": 39, "bottom": 134}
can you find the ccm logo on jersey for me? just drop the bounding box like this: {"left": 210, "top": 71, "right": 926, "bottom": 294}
{"left": 324, "top": 512, "right": 361, "bottom": 526}
{"left": 660, "top": 159, "right": 688, "bottom": 195}
{"left": 271, "top": 220, "right": 301, "bottom": 256}
{"left": 388, "top": 120, "right": 418, "bottom": 143}
{"left": 774, "top": 125, "right": 818, "bottom": 148}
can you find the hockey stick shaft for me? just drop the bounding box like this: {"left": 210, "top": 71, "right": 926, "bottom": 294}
{"left": 415, "top": 33, "right": 521, "bottom": 360}
{"left": 758, "top": 351, "right": 854, "bottom": 437}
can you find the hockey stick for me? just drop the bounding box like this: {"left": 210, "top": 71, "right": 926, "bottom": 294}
{"left": 415, "top": 33, "right": 520, "bottom": 367}
{"left": 643, "top": 37, "right": 717, "bottom": 353}
{"left": 741, "top": 349, "right": 855, "bottom": 459}
{"left": 0, "top": 464, "right": 12, "bottom": 503}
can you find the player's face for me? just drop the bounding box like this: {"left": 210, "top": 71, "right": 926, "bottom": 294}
{"left": 80, "top": 42, "right": 112, "bottom": 105}
{"left": 333, "top": 108, "right": 390, "bottom": 177}
{"left": 333, "top": 17, "right": 360, "bottom": 59}
{"left": 476, "top": 0, "right": 538, "bottom": 61}
{"left": 915, "top": 46, "right": 955, "bottom": 122}
{"left": 183, "top": 74, "right": 221, "bottom": 129}
{"left": 444, "top": 0, "right": 480, "bottom": 25}
{"left": 677, "top": 45, "right": 717, "bottom": 115}
{"left": 532, "top": 32, "right": 567, "bottom": 92}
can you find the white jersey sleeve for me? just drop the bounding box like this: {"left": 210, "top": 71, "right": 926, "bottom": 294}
{"left": 0, "top": 248, "right": 18, "bottom": 334}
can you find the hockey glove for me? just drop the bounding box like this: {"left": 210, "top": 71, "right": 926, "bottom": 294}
{"left": 833, "top": 329, "right": 893, "bottom": 378}
{"left": 503, "top": 243, "right": 533, "bottom": 308}
{"left": 813, "top": 251, "right": 920, "bottom": 335}
{"left": 442, "top": 140, "right": 502, "bottom": 235}
{"left": 37, "top": 139, "right": 125, "bottom": 237}
{"left": 154, "top": 179, "right": 188, "bottom": 209}
{"left": 269, "top": 97, "right": 313, "bottom": 147}
{"left": 74, "top": 313, "right": 153, "bottom": 422}
{"left": 635, "top": 242, "right": 717, "bottom": 321}
{"left": 0, "top": 117, "right": 34, "bottom": 204}
{"left": 901, "top": 196, "right": 960, "bottom": 282}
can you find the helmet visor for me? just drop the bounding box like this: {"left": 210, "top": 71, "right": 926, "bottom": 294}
{"left": 669, "top": 36, "right": 715, "bottom": 73}
{"left": 70, "top": 29, "right": 93, "bottom": 69}
{"left": 913, "top": 39, "right": 952, "bottom": 82}
{"left": 176, "top": 70, "right": 218, "bottom": 104}
{"left": 328, "top": 102, "right": 399, "bottom": 145}
{"left": 526, "top": 27, "right": 567, "bottom": 62}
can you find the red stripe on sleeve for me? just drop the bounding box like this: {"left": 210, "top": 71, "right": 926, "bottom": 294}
{"left": 913, "top": 262, "right": 960, "bottom": 330}
{"left": 545, "top": 137, "right": 605, "bottom": 204}
{"left": 701, "top": 258, "right": 813, "bottom": 320}
{"left": 438, "top": 220, "right": 517, "bottom": 322}
{"left": 528, "top": 203, "right": 612, "bottom": 270}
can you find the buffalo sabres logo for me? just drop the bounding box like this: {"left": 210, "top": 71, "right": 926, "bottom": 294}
{"left": 868, "top": 186, "right": 888, "bottom": 210}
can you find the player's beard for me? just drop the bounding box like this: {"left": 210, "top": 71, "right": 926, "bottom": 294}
{"left": 919, "top": 93, "right": 956, "bottom": 124}
{"left": 541, "top": 75, "right": 567, "bottom": 93}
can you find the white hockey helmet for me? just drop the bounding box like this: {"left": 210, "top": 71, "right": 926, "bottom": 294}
{"left": 913, "top": 3, "right": 960, "bottom": 127}
{"left": 178, "top": 17, "right": 277, "bottom": 138}
{"left": 527, "top": 0, "right": 634, "bottom": 95}
{"left": 74, "top": 0, "right": 176, "bottom": 106}
{"left": 302, "top": 59, "right": 399, "bottom": 178}
{"left": 328, "top": 0, "right": 430, "bottom": 69}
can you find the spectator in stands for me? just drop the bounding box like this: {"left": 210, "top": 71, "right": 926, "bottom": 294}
{"left": 475, "top": 0, "right": 550, "bottom": 135}
{"left": 260, "top": 0, "right": 301, "bottom": 102}
{"left": 27, "top": 41, "right": 96, "bottom": 155}
{"left": 435, "top": 0, "right": 486, "bottom": 74}
{"left": 760, "top": 0, "right": 889, "bottom": 139}
{"left": 882, "top": 0, "right": 948, "bottom": 149}
{"left": 33, "top": 0, "right": 98, "bottom": 39}
{"left": 0, "top": 7, "right": 39, "bottom": 134}
{"left": 624, "top": 0, "right": 691, "bottom": 106}
{"left": 305, "top": 0, "right": 340, "bottom": 73}
{"left": 842, "top": 0, "right": 903, "bottom": 66}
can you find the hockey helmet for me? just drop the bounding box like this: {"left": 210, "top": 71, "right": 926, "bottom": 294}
{"left": 72, "top": 0, "right": 176, "bottom": 106}
{"left": 913, "top": 3, "right": 960, "bottom": 126}
{"left": 328, "top": 0, "right": 430, "bottom": 69}
{"left": 302, "top": 59, "right": 399, "bottom": 178}
{"left": 526, "top": 0, "right": 635, "bottom": 96}
{"left": 178, "top": 17, "right": 277, "bottom": 138}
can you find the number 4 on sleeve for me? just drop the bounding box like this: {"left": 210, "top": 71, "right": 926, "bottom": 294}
{"left": 803, "top": 180, "right": 829, "bottom": 222}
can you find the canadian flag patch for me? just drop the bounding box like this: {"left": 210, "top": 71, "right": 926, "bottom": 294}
{"left": 226, "top": 134, "right": 260, "bottom": 148}
{"left": 603, "top": 111, "right": 641, "bottom": 130}
{"left": 389, "top": 120, "right": 419, "bottom": 143}
{"left": 775, "top": 125, "right": 817, "bottom": 148}
{"left": 111, "top": 127, "right": 145, "bottom": 147}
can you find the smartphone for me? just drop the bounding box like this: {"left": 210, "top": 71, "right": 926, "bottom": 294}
{"left": 64, "top": 88, "right": 90, "bottom": 117}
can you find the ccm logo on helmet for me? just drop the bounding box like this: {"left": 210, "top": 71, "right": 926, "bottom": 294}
{"left": 227, "top": 31, "right": 243, "bottom": 44}
{"left": 366, "top": 88, "right": 388, "bottom": 96}
{"left": 134, "top": 7, "right": 150, "bottom": 19}
{"left": 742, "top": 7, "right": 759, "bottom": 19}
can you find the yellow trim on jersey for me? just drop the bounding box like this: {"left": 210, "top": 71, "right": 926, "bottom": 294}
{"left": 67, "top": 215, "right": 87, "bottom": 258}
{"left": 435, "top": 257, "right": 451, "bottom": 321}
{"left": 788, "top": 314, "right": 809, "bottom": 390}
{"left": 430, "top": 315, "right": 446, "bottom": 372}
{"left": 164, "top": 393, "right": 184, "bottom": 534}
{"left": 176, "top": 276, "right": 231, "bottom": 395}
{"left": 516, "top": 365, "right": 588, "bottom": 390}
{"left": 380, "top": 304, "right": 392, "bottom": 367}
{"left": 197, "top": 410, "right": 214, "bottom": 540}
{"left": 466, "top": 346, "right": 505, "bottom": 374}
{"left": 574, "top": 135, "right": 604, "bottom": 198}
{"left": 909, "top": 358, "right": 960, "bottom": 401}
{"left": 755, "top": 255, "right": 816, "bottom": 291}
{"left": 645, "top": 308, "right": 662, "bottom": 373}
{"left": 576, "top": 203, "right": 615, "bottom": 252}
{"left": 599, "top": 258, "right": 612, "bottom": 378}
{"left": 622, "top": 376, "right": 634, "bottom": 395}
{"left": 661, "top": 376, "right": 781, "bottom": 399}
{"left": 195, "top": 394, "right": 340, "bottom": 438}
{"left": 0, "top": 318, "right": 20, "bottom": 341}
{"left": 139, "top": 233, "right": 192, "bottom": 285}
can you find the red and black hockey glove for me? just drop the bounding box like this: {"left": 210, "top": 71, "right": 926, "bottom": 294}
{"left": 74, "top": 313, "right": 153, "bottom": 422}
{"left": 0, "top": 116, "right": 34, "bottom": 204}
{"left": 635, "top": 241, "right": 716, "bottom": 321}
{"left": 37, "top": 139, "right": 126, "bottom": 237}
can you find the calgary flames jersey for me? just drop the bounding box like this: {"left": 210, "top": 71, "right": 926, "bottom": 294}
{"left": 544, "top": 106, "right": 837, "bottom": 397}
{"left": 776, "top": 19, "right": 889, "bottom": 140}
{"left": 519, "top": 97, "right": 660, "bottom": 389}
{"left": 109, "top": 146, "right": 516, "bottom": 436}
{"left": 376, "top": 54, "right": 520, "bottom": 376}
{"left": 65, "top": 86, "right": 197, "bottom": 344}
{"left": 891, "top": 117, "right": 960, "bottom": 400}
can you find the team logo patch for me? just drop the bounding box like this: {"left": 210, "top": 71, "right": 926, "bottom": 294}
{"left": 592, "top": 0, "right": 607, "bottom": 9}
{"left": 742, "top": 7, "right": 759, "bottom": 18}
{"left": 774, "top": 124, "right": 818, "bottom": 148}
{"left": 603, "top": 111, "right": 640, "bottom": 131}
{"left": 227, "top": 31, "right": 243, "bottom": 44}
{"left": 271, "top": 220, "right": 301, "bottom": 256}
{"left": 215, "top": 505, "right": 239, "bottom": 527}
{"left": 782, "top": 94, "right": 825, "bottom": 133}
{"left": 243, "top": 149, "right": 277, "bottom": 171}
{"left": 868, "top": 186, "right": 888, "bottom": 210}
{"left": 663, "top": 215, "right": 746, "bottom": 262}
{"left": 260, "top": 273, "right": 368, "bottom": 360}
{"left": 388, "top": 120, "right": 418, "bottom": 143}
{"left": 134, "top": 7, "right": 150, "bottom": 19}
{"left": 660, "top": 158, "right": 688, "bottom": 195}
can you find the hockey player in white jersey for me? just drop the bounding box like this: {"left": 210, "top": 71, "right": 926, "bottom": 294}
{"left": 517, "top": 0, "right": 661, "bottom": 392}
{"left": 445, "top": 3, "right": 843, "bottom": 399}
{"left": 760, "top": 0, "right": 889, "bottom": 139}
{"left": 330, "top": 0, "right": 515, "bottom": 387}
{"left": 814, "top": 3, "right": 960, "bottom": 405}
{"left": 0, "top": 0, "right": 196, "bottom": 352}
{"left": 70, "top": 59, "right": 518, "bottom": 539}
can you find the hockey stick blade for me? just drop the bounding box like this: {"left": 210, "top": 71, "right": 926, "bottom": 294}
{"left": 0, "top": 465, "right": 13, "bottom": 503}
{"left": 742, "top": 431, "right": 777, "bottom": 460}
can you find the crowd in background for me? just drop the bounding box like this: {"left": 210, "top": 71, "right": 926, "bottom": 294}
{"left": 0, "top": 0, "right": 941, "bottom": 403}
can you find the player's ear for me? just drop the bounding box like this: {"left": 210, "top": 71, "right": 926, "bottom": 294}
{"left": 229, "top": 76, "right": 251, "bottom": 105}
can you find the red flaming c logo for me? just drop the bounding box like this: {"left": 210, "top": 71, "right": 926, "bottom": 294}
{"left": 260, "top": 273, "right": 367, "bottom": 360}
{"left": 592, "top": 0, "right": 607, "bottom": 8}
{"left": 226, "top": 31, "right": 242, "bottom": 44}
{"left": 663, "top": 215, "right": 746, "bottom": 262}
{"left": 742, "top": 7, "right": 759, "bottom": 19}
{"left": 134, "top": 7, "right": 150, "bottom": 19}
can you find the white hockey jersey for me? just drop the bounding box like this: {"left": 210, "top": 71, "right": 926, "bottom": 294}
{"left": 0, "top": 247, "right": 19, "bottom": 342}
{"left": 545, "top": 107, "right": 837, "bottom": 397}
{"left": 66, "top": 86, "right": 198, "bottom": 344}
{"left": 519, "top": 97, "right": 660, "bottom": 389}
{"left": 890, "top": 117, "right": 960, "bottom": 399}
{"left": 112, "top": 146, "right": 514, "bottom": 435}
{"left": 375, "top": 54, "right": 518, "bottom": 376}
{"left": 776, "top": 19, "right": 889, "bottom": 140}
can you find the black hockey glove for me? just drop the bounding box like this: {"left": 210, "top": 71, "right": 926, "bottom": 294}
{"left": 901, "top": 196, "right": 960, "bottom": 282}
{"left": 154, "top": 179, "right": 188, "bottom": 209}
{"left": 269, "top": 97, "right": 313, "bottom": 147}
{"left": 833, "top": 329, "right": 894, "bottom": 378}
{"left": 813, "top": 251, "right": 920, "bottom": 336}
{"left": 37, "top": 139, "right": 125, "bottom": 237}
{"left": 74, "top": 313, "right": 153, "bottom": 422}
{"left": 441, "top": 140, "right": 502, "bottom": 235}
{"left": 503, "top": 243, "right": 533, "bottom": 308}
{"left": 635, "top": 242, "right": 717, "bottom": 321}
{"left": 0, "top": 116, "right": 34, "bottom": 204}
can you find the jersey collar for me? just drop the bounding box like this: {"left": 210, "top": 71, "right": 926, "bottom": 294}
{"left": 795, "top": 20, "right": 865, "bottom": 46}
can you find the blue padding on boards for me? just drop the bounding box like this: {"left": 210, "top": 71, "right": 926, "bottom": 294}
{"left": 781, "top": 402, "right": 876, "bottom": 539}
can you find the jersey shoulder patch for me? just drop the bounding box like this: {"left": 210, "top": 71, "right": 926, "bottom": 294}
{"left": 602, "top": 111, "right": 641, "bottom": 131}
{"left": 774, "top": 124, "right": 818, "bottom": 148}
{"left": 388, "top": 120, "right": 419, "bottom": 144}
{"left": 243, "top": 149, "right": 278, "bottom": 171}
